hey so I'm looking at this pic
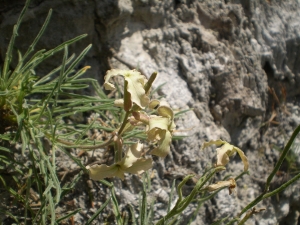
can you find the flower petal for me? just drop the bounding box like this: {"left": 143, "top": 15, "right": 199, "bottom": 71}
{"left": 216, "top": 145, "right": 231, "bottom": 167}
{"left": 157, "top": 105, "right": 174, "bottom": 121}
{"left": 148, "top": 99, "right": 160, "bottom": 109}
{"left": 202, "top": 139, "right": 248, "bottom": 171}
{"left": 201, "top": 139, "right": 226, "bottom": 150}
{"left": 104, "top": 69, "right": 149, "bottom": 110}
{"left": 132, "top": 111, "right": 150, "bottom": 124}
{"left": 206, "top": 178, "right": 236, "bottom": 195}
{"left": 121, "top": 142, "right": 143, "bottom": 169}
{"left": 147, "top": 116, "right": 169, "bottom": 141}
{"left": 234, "top": 147, "right": 249, "bottom": 171}
{"left": 86, "top": 164, "right": 124, "bottom": 180}
{"left": 103, "top": 69, "right": 126, "bottom": 90}
{"left": 125, "top": 158, "right": 153, "bottom": 175}
{"left": 150, "top": 130, "right": 172, "bottom": 157}
{"left": 114, "top": 99, "right": 124, "bottom": 108}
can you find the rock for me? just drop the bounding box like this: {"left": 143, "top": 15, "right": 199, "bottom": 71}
{"left": 1, "top": 0, "right": 300, "bottom": 224}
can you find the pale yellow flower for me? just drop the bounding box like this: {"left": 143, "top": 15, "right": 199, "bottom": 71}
{"left": 201, "top": 140, "right": 249, "bottom": 171}
{"left": 147, "top": 101, "right": 175, "bottom": 158}
{"left": 86, "top": 143, "right": 152, "bottom": 180}
{"left": 104, "top": 69, "right": 149, "bottom": 111}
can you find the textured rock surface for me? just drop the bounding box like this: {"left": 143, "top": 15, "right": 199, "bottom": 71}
{"left": 1, "top": 0, "right": 300, "bottom": 224}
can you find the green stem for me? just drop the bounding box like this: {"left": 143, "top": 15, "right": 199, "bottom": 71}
{"left": 113, "top": 110, "right": 131, "bottom": 162}
{"left": 237, "top": 193, "right": 264, "bottom": 217}
{"left": 263, "top": 172, "right": 300, "bottom": 199}
{"left": 237, "top": 124, "right": 300, "bottom": 218}
{"left": 117, "top": 111, "right": 130, "bottom": 135}
{"left": 114, "top": 134, "right": 123, "bottom": 163}
{"left": 264, "top": 124, "right": 300, "bottom": 192}
{"left": 224, "top": 218, "right": 240, "bottom": 225}
{"left": 2, "top": 0, "right": 30, "bottom": 80}
{"left": 156, "top": 167, "right": 223, "bottom": 225}
{"left": 45, "top": 133, "right": 114, "bottom": 150}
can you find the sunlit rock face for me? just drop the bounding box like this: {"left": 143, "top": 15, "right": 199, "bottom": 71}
{"left": 1, "top": 1, "right": 300, "bottom": 224}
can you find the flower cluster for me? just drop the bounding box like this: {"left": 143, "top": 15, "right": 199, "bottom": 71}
{"left": 87, "top": 69, "right": 175, "bottom": 180}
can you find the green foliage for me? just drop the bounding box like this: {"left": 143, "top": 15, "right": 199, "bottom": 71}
{"left": 1, "top": 1, "right": 300, "bottom": 225}
{"left": 0, "top": 0, "right": 113, "bottom": 223}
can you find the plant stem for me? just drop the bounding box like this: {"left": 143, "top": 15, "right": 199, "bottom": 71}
{"left": 237, "top": 193, "right": 264, "bottom": 217}
{"left": 264, "top": 124, "right": 300, "bottom": 192}
{"left": 114, "top": 134, "right": 123, "bottom": 163}
{"left": 237, "top": 124, "right": 300, "bottom": 218}
{"left": 263, "top": 172, "right": 300, "bottom": 199}
{"left": 156, "top": 167, "right": 223, "bottom": 225}
{"left": 118, "top": 111, "right": 130, "bottom": 135}
{"left": 46, "top": 133, "right": 114, "bottom": 150}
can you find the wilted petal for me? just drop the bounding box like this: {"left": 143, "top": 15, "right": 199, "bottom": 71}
{"left": 125, "top": 158, "right": 153, "bottom": 175}
{"left": 207, "top": 180, "right": 229, "bottom": 192}
{"left": 148, "top": 99, "right": 172, "bottom": 113}
{"left": 218, "top": 142, "right": 249, "bottom": 172}
{"left": 235, "top": 147, "right": 249, "bottom": 171}
{"left": 121, "top": 143, "right": 152, "bottom": 175}
{"left": 202, "top": 139, "right": 249, "bottom": 172}
{"left": 216, "top": 145, "right": 230, "bottom": 167}
{"left": 201, "top": 139, "right": 226, "bottom": 150}
{"left": 104, "top": 69, "right": 127, "bottom": 90}
{"left": 87, "top": 164, "right": 124, "bottom": 180}
{"left": 207, "top": 178, "right": 236, "bottom": 195}
{"left": 103, "top": 82, "right": 115, "bottom": 91}
{"left": 147, "top": 109, "right": 175, "bottom": 158}
{"left": 150, "top": 130, "right": 172, "bottom": 157}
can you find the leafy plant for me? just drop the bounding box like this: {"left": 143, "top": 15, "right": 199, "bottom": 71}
{"left": 0, "top": 0, "right": 113, "bottom": 224}
{"left": 1, "top": 1, "right": 300, "bottom": 225}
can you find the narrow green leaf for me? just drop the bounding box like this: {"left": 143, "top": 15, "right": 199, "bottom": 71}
{"left": 167, "top": 179, "right": 176, "bottom": 213}
{"left": 111, "top": 187, "right": 123, "bottom": 225}
{"left": 56, "top": 208, "right": 82, "bottom": 223}
{"left": 2, "top": 0, "right": 30, "bottom": 79}
{"left": 64, "top": 44, "right": 92, "bottom": 76}
{"left": 86, "top": 197, "right": 110, "bottom": 225}
{"left": 127, "top": 204, "right": 137, "bottom": 225}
